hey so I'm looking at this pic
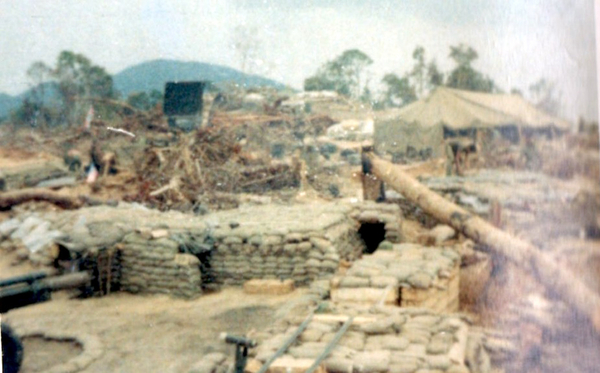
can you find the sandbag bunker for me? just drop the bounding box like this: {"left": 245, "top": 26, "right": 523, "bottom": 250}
{"left": 239, "top": 303, "right": 489, "bottom": 373}
{"left": 331, "top": 245, "right": 460, "bottom": 312}
{"left": 0, "top": 201, "right": 402, "bottom": 298}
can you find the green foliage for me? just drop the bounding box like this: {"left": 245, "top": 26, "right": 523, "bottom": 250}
{"left": 409, "top": 46, "right": 427, "bottom": 97}
{"left": 380, "top": 73, "right": 417, "bottom": 108}
{"left": 13, "top": 51, "right": 115, "bottom": 127}
{"left": 54, "top": 51, "right": 115, "bottom": 121}
{"left": 304, "top": 49, "right": 373, "bottom": 99}
{"left": 26, "top": 61, "right": 52, "bottom": 107}
{"left": 127, "top": 90, "right": 163, "bottom": 111}
{"left": 446, "top": 44, "right": 496, "bottom": 93}
{"left": 446, "top": 65, "right": 495, "bottom": 92}
{"left": 449, "top": 44, "right": 478, "bottom": 67}
{"left": 10, "top": 98, "right": 53, "bottom": 128}
{"left": 427, "top": 60, "right": 444, "bottom": 88}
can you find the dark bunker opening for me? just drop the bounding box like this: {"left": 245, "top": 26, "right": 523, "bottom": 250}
{"left": 358, "top": 222, "right": 386, "bottom": 254}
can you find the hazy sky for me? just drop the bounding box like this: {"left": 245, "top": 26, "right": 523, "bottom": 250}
{"left": 0, "top": 0, "right": 597, "bottom": 121}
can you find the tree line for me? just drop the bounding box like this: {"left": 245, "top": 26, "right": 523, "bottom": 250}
{"left": 11, "top": 51, "right": 162, "bottom": 128}
{"left": 303, "top": 43, "right": 559, "bottom": 113}
{"left": 8, "top": 44, "right": 560, "bottom": 128}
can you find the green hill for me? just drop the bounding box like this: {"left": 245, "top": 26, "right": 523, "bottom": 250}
{"left": 113, "top": 59, "right": 286, "bottom": 96}
{"left": 0, "top": 59, "right": 287, "bottom": 120}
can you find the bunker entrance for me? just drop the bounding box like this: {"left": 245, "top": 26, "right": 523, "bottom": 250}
{"left": 358, "top": 222, "right": 386, "bottom": 254}
{"left": 177, "top": 241, "right": 216, "bottom": 290}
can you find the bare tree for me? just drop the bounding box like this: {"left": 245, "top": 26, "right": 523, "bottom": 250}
{"left": 232, "top": 25, "right": 261, "bottom": 74}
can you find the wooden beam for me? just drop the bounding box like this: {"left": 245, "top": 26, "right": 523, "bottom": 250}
{"left": 364, "top": 150, "right": 600, "bottom": 334}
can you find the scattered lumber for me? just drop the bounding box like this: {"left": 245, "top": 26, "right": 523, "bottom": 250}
{"left": 362, "top": 149, "right": 600, "bottom": 334}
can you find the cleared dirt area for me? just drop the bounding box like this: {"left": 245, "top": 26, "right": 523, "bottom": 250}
{"left": 4, "top": 288, "right": 304, "bottom": 373}
{"left": 21, "top": 337, "right": 83, "bottom": 373}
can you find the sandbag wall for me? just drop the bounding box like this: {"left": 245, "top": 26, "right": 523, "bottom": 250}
{"left": 331, "top": 244, "right": 461, "bottom": 312}
{"left": 209, "top": 221, "right": 363, "bottom": 287}
{"left": 249, "top": 305, "right": 488, "bottom": 373}
{"left": 118, "top": 233, "right": 203, "bottom": 298}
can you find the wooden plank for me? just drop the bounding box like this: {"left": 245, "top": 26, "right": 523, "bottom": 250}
{"left": 331, "top": 287, "right": 398, "bottom": 305}
{"left": 365, "top": 150, "right": 600, "bottom": 333}
{"left": 243, "top": 279, "right": 295, "bottom": 295}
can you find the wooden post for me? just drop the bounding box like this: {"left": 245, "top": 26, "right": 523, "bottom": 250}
{"left": 361, "top": 146, "right": 385, "bottom": 202}
{"left": 363, "top": 150, "right": 600, "bottom": 334}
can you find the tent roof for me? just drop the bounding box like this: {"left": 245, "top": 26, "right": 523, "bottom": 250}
{"left": 375, "top": 87, "right": 571, "bottom": 131}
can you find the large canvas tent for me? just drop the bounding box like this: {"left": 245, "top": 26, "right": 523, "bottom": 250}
{"left": 374, "top": 87, "right": 571, "bottom": 158}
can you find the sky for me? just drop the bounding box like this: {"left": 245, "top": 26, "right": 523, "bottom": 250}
{"left": 0, "top": 0, "right": 598, "bottom": 122}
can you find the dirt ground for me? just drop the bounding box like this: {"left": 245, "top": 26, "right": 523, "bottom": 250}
{"left": 3, "top": 279, "right": 305, "bottom": 373}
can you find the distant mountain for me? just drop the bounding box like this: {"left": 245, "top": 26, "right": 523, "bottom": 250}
{"left": 0, "top": 83, "right": 63, "bottom": 120}
{"left": 0, "top": 59, "right": 287, "bottom": 120}
{"left": 113, "top": 59, "right": 286, "bottom": 97}
{"left": 0, "top": 93, "right": 19, "bottom": 120}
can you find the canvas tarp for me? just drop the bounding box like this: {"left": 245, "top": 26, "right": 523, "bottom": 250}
{"left": 374, "top": 119, "right": 444, "bottom": 158}
{"left": 373, "top": 87, "right": 571, "bottom": 157}
{"left": 376, "top": 87, "right": 571, "bottom": 132}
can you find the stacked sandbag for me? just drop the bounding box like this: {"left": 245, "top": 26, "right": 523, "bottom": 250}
{"left": 204, "top": 202, "right": 365, "bottom": 287}
{"left": 119, "top": 233, "right": 202, "bottom": 298}
{"left": 209, "top": 227, "right": 353, "bottom": 287}
{"left": 250, "top": 306, "right": 486, "bottom": 373}
{"left": 0, "top": 215, "right": 64, "bottom": 267}
{"left": 331, "top": 244, "right": 461, "bottom": 312}
{"left": 351, "top": 201, "right": 403, "bottom": 243}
